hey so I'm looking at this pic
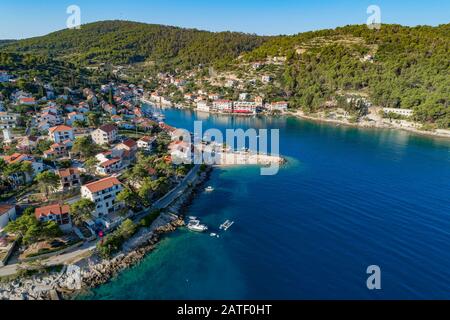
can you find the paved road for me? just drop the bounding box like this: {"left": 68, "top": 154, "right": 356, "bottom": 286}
{"left": 0, "top": 165, "right": 201, "bottom": 277}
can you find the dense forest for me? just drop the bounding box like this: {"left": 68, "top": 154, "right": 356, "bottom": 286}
{"left": 248, "top": 24, "right": 449, "bottom": 127}
{"left": 0, "top": 21, "right": 448, "bottom": 127}
{"left": 0, "top": 20, "right": 268, "bottom": 69}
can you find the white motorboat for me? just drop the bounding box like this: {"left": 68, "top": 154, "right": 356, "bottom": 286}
{"left": 205, "top": 186, "right": 214, "bottom": 192}
{"left": 187, "top": 220, "right": 208, "bottom": 232}
{"left": 220, "top": 220, "right": 235, "bottom": 231}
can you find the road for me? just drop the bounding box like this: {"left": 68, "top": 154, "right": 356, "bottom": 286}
{"left": 0, "top": 165, "right": 201, "bottom": 277}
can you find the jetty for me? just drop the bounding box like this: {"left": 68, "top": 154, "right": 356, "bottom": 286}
{"left": 220, "top": 220, "right": 234, "bottom": 231}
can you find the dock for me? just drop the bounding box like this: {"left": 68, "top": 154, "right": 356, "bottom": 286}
{"left": 220, "top": 220, "right": 234, "bottom": 231}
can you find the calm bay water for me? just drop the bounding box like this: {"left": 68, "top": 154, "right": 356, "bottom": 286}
{"left": 82, "top": 108, "right": 450, "bottom": 299}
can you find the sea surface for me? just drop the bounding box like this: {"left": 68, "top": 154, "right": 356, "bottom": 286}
{"left": 81, "top": 108, "right": 450, "bottom": 299}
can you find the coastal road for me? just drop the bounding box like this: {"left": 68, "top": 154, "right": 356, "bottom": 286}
{"left": 0, "top": 165, "right": 201, "bottom": 277}
{"left": 0, "top": 242, "right": 97, "bottom": 277}
{"left": 133, "top": 164, "right": 201, "bottom": 221}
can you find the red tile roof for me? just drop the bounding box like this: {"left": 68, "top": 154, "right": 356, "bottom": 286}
{"left": 35, "top": 204, "right": 70, "bottom": 219}
{"left": 57, "top": 168, "right": 80, "bottom": 178}
{"left": 83, "top": 177, "right": 122, "bottom": 193}
{"left": 0, "top": 204, "right": 14, "bottom": 217}
{"left": 100, "top": 158, "right": 121, "bottom": 168}
{"left": 99, "top": 124, "right": 117, "bottom": 133}
{"left": 49, "top": 125, "right": 73, "bottom": 133}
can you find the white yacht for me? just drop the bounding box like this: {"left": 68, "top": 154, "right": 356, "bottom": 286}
{"left": 187, "top": 220, "right": 208, "bottom": 232}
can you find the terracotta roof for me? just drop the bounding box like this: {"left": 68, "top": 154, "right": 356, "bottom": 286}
{"left": 49, "top": 125, "right": 73, "bottom": 133}
{"left": 35, "top": 204, "right": 70, "bottom": 219}
{"left": 58, "top": 168, "right": 80, "bottom": 178}
{"left": 0, "top": 204, "right": 14, "bottom": 217}
{"left": 100, "top": 158, "right": 121, "bottom": 168}
{"left": 19, "top": 97, "right": 35, "bottom": 103}
{"left": 2, "top": 153, "right": 32, "bottom": 164}
{"left": 98, "top": 124, "right": 117, "bottom": 133}
{"left": 83, "top": 177, "right": 122, "bottom": 193}
{"left": 139, "top": 136, "right": 156, "bottom": 143}
{"left": 121, "top": 139, "right": 136, "bottom": 149}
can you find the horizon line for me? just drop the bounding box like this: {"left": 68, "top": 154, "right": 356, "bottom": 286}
{"left": 3, "top": 18, "right": 449, "bottom": 41}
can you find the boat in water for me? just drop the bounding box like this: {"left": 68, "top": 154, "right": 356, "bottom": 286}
{"left": 187, "top": 219, "right": 208, "bottom": 232}
{"left": 205, "top": 186, "right": 214, "bottom": 192}
{"left": 220, "top": 220, "right": 235, "bottom": 231}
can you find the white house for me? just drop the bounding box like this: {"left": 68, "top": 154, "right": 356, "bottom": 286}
{"left": 81, "top": 177, "right": 123, "bottom": 218}
{"left": 35, "top": 204, "right": 72, "bottom": 232}
{"left": 268, "top": 101, "right": 289, "bottom": 112}
{"left": 91, "top": 124, "right": 118, "bottom": 145}
{"left": 213, "top": 100, "right": 233, "bottom": 113}
{"left": 197, "top": 101, "right": 211, "bottom": 113}
{"left": 1, "top": 153, "right": 44, "bottom": 184}
{"left": 48, "top": 125, "right": 74, "bottom": 143}
{"left": 233, "top": 101, "right": 258, "bottom": 114}
{"left": 0, "top": 112, "right": 19, "bottom": 129}
{"left": 0, "top": 204, "right": 16, "bottom": 230}
{"left": 383, "top": 108, "right": 414, "bottom": 118}
{"left": 137, "top": 136, "right": 156, "bottom": 152}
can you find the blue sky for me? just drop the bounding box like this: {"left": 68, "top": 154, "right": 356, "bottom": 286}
{"left": 1, "top": 0, "right": 449, "bottom": 39}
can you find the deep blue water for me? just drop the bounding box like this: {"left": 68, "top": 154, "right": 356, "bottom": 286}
{"left": 82, "top": 108, "right": 450, "bottom": 299}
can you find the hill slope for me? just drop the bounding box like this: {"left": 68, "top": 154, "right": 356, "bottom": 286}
{"left": 1, "top": 20, "right": 268, "bottom": 69}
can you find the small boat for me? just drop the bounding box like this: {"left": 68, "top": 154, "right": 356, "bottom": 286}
{"left": 188, "top": 216, "right": 197, "bottom": 220}
{"left": 210, "top": 233, "right": 219, "bottom": 238}
{"left": 187, "top": 220, "right": 208, "bottom": 232}
{"left": 219, "top": 220, "right": 235, "bottom": 231}
{"left": 205, "top": 186, "right": 214, "bottom": 192}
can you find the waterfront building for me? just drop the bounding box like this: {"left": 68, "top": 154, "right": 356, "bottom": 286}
{"left": 197, "top": 101, "right": 211, "bottom": 113}
{"left": 383, "top": 108, "right": 414, "bottom": 118}
{"left": 213, "top": 100, "right": 233, "bottom": 113}
{"left": 81, "top": 177, "right": 123, "bottom": 218}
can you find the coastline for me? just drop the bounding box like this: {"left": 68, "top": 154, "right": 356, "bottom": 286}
{"left": 0, "top": 166, "right": 213, "bottom": 300}
{"left": 289, "top": 110, "right": 450, "bottom": 141}
{"left": 144, "top": 101, "right": 450, "bottom": 141}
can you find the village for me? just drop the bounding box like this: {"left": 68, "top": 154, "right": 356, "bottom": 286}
{"left": 0, "top": 74, "right": 216, "bottom": 282}
{"left": 0, "top": 65, "right": 288, "bottom": 298}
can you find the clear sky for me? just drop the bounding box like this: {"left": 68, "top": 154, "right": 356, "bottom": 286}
{"left": 1, "top": 0, "right": 449, "bottom": 39}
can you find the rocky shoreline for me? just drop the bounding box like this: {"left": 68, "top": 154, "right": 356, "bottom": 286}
{"left": 0, "top": 167, "right": 212, "bottom": 300}
{"left": 291, "top": 110, "right": 450, "bottom": 140}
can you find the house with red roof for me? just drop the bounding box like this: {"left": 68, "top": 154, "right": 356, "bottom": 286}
{"left": 35, "top": 204, "right": 72, "bottom": 232}
{"left": 81, "top": 177, "right": 123, "bottom": 218}
{"left": 48, "top": 125, "right": 74, "bottom": 143}
{"left": 91, "top": 124, "right": 118, "bottom": 145}
{"left": 57, "top": 168, "right": 81, "bottom": 190}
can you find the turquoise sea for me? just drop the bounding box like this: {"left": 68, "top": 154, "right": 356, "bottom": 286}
{"left": 81, "top": 108, "right": 450, "bottom": 299}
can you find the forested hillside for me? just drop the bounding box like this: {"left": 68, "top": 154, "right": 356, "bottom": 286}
{"left": 1, "top": 20, "right": 268, "bottom": 69}
{"left": 244, "top": 24, "right": 449, "bottom": 127}
{"left": 1, "top": 21, "right": 448, "bottom": 127}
